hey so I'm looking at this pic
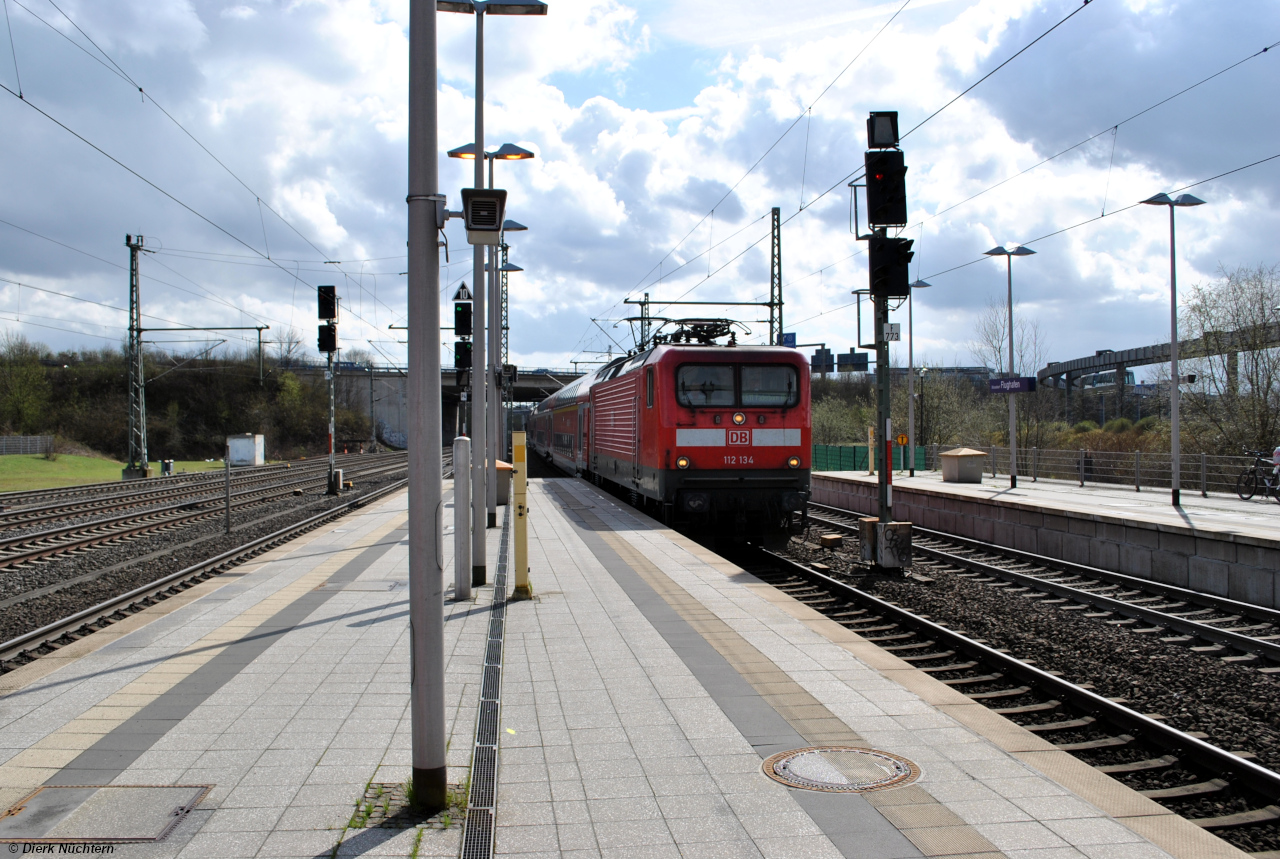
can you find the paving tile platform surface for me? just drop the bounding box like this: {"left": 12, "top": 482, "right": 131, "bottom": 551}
{"left": 816, "top": 469, "right": 1278, "bottom": 544}
{"left": 0, "top": 476, "right": 1250, "bottom": 858}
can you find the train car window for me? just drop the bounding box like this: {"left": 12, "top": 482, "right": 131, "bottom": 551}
{"left": 677, "top": 364, "right": 734, "bottom": 407}
{"left": 741, "top": 365, "right": 798, "bottom": 407}
{"left": 645, "top": 368, "right": 654, "bottom": 408}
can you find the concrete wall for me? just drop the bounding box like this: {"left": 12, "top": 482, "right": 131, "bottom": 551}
{"left": 812, "top": 473, "right": 1280, "bottom": 610}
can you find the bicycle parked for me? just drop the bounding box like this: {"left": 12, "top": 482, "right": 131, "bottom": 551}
{"left": 1235, "top": 448, "right": 1280, "bottom": 502}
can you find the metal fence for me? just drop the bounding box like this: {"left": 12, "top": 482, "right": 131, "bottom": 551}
{"left": 812, "top": 444, "right": 926, "bottom": 472}
{"left": 922, "top": 444, "right": 1265, "bottom": 496}
{"left": 0, "top": 436, "right": 54, "bottom": 455}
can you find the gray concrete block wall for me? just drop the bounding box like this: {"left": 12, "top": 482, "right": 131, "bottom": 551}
{"left": 812, "top": 474, "right": 1280, "bottom": 610}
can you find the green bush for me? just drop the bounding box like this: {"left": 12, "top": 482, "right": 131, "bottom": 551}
{"left": 1134, "top": 416, "right": 1159, "bottom": 434}
{"left": 1103, "top": 418, "right": 1133, "bottom": 434}
{"left": 1071, "top": 421, "right": 1100, "bottom": 434}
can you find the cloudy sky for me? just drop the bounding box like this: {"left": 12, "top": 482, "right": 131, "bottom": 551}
{"left": 0, "top": 0, "right": 1277, "bottom": 380}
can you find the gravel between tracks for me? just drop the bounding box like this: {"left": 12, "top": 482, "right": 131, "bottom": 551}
{"left": 0, "top": 467, "right": 407, "bottom": 643}
{"left": 785, "top": 530, "right": 1280, "bottom": 853}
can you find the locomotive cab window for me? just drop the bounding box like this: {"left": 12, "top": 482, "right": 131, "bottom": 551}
{"left": 741, "top": 365, "right": 799, "bottom": 407}
{"left": 677, "top": 365, "right": 734, "bottom": 407}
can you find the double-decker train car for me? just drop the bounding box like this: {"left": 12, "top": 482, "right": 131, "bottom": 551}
{"left": 529, "top": 342, "right": 810, "bottom": 531}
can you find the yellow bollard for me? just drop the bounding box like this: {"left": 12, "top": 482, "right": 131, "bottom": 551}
{"left": 512, "top": 431, "right": 532, "bottom": 600}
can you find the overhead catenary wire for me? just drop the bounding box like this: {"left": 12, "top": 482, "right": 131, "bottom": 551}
{"left": 922, "top": 148, "right": 1280, "bottom": 282}
{"left": 901, "top": 0, "right": 1097, "bottom": 142}
{"left": 746, "top": 35, "right": 1280, "bottom": 313}
{"left": 613, "top": 0, "right": 916, "bottom": 313}
{"left": 0, "top": 82, "right": 402, "bottom": 348}
{"left": 10, "top": 0, "right": 408, "bottom": 332}
{"left": 2, "top": 0, "right": 20, "bottom": 97}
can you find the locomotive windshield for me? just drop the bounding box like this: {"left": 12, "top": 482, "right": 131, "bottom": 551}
{"left": 677, "top": 365, "right": 734, "bottom": 406}
{"left": 742, "top": 365, "right": 798, "bottom": 407}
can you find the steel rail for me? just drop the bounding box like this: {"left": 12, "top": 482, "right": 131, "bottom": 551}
{"left": 0, "top": 459, "right": 410, "bottom": 568}
{"left": 755, "top": 545, "right": 1280, "bottom": 801}
{"left": 910, "top": 543, "right": 1280, "bottom": 663}
{"left": 810, "top": 502, "right": 1280, "bottom": 626}
{"left": 807, "top": 506, "right": 1280, "bottom": 663}
{"left": 0, "top": 477, "right": 410, "bottom": 668}
{"left": 0, "top": 453, "right": 391, "bottom": 522}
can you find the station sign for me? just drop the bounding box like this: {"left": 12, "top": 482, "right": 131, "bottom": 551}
{"left": 989, "top": 377, "right": 1038, "bottom": 394}
{"left": 781, "top": 333, "right": 797, "bottom": 348}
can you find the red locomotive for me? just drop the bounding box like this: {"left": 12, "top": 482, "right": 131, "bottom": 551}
{"left": 529, "top": 333, "right": 810, "bottom": 532}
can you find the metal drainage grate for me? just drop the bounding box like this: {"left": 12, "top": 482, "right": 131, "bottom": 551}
{"left": 460, "top": 506, "right": 511, "bottom": 859}
{"left": 762, "top": 747, "right": 921, "bottom": 793}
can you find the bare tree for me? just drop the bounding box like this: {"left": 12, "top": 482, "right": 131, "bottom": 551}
{"left": 968, "top": 298, "right": 1049, "bottom": 376}
{"left": 273, "top": 326, "right": 306, "bottom": 368}
{"left": 1180, "top": 264, "right": 1280, "bottom": 454}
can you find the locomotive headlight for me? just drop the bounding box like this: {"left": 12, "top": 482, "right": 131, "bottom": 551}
{"left": 676, "top": 456, "right": 691, "bottom": 470}
{"left": 732, "top": 412, "right": 746, "bottom": 425}
{"left": 787, "top": 456, "right": 801, "bottom": 469}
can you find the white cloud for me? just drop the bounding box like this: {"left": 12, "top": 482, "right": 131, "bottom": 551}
{"left": 0, "top": 0, "right": 1276, "bottom": 382}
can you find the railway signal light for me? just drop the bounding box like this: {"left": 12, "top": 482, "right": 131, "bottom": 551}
{"left": 318, "top": 322, "right": 337, "bottom": 354}
{"left": 869, "top": 236, "right": 914, "bottom": 298}
{"left": 318, "top": 285, "right": 338, "bottom": 321}
{"left": 866, "top": 111, "right": 899, "bottom": 149}
{"left": 865, "top": 150, "right": 907, "bottom": 227}
{"left": 455, "top": 301, "right": 473, "bottom": 338}
{"left": 454, "top": 340, "right": 472, "bottom": 369}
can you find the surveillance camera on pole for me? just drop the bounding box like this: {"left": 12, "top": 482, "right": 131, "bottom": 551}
{"left": 460, "top": 188, "right": 508, "bottom": 245}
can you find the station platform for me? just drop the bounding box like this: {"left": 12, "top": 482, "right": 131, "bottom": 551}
{"left": 0, "top": 477, "right": 1246, "bottom": 858}
{"left": 813, "top": 470, "right": 1280, "bottom": 609}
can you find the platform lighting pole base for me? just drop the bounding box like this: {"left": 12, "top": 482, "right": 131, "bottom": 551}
{"left": 472, "top": 565, "right": 486, "bottom": 587}
{"left": 487, "top": 511, "right": 497, "bottom": 528}
{"left": 411, "top": 766, "right": 447, "bottom": 814}
{"left": 512, "top": 583, "right": 533, "bottom": 601}
{"left": 1172, "top": 488, "right": 1180, "bottom": 507}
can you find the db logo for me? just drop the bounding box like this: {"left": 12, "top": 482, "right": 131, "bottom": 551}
{"left": 728, "top": 429, "right": 750, "bottom": 446}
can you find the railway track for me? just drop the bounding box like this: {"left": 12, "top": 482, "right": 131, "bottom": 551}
{"left": 808, "top": 501, "right": 1280, "bottom": 666}
{"left": 0, "top": 453, "right": 379, "bottom": 528}
{"left": 0, "top": 447, "right": 454, "bottom": 672}
{"left": 0, "top": 477, "right": 410, "bottom": 675}
{"left": 0, "top": 454, "right": 410, "bottom": 571}
{"left": 737, "top": 544, "right": 1280, "bottom": 854}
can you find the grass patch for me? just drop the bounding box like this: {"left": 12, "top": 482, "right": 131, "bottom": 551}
{"left": 0, "top": 455, "right": 231, "bottom": 494}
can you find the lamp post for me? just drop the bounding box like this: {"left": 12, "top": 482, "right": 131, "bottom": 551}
{"left": 439, "top": 0, "right": 546, "bottom": 584}
{"left": 983, "top": 244, "right": 1036, "bottom": 489}
{"left": 448, "top": 143, "right": 535, "bottom": 529}
{"left": 907, "top": 279, "right": 931, "bottom": 476}
{"left": 1141, "top": 192, "right": 1205, "bottom": 507}
{"left": 405, "top": 0, "right": 445, "bottom": 813}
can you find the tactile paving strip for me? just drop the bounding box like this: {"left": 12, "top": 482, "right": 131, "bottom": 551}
{"left": 762, "top": 746, "right": 920, "bottom": 793}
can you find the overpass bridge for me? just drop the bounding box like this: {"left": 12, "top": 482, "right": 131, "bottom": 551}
{"left": 1037, "top": 323, "right": 1280, "bottom": 423}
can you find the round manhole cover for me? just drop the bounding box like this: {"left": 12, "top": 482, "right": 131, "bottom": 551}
{"left": 762, "top": 746, "right": 920, "bottom": 793}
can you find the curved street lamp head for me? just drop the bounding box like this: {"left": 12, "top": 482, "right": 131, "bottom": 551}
{"left": 447, "top": 143, "right": 478, "bottom": 160}
{"left": 1144, "top": 192, "right": 1207, "bottom": 208}
{"left": 984, "top": 244, "right": 1035, "bottom": 257}
{"left": 909, "top": 279, "right": 932, "bottom": 289}
{"left": 502, "top": 219, "right": 528, "bottom": 232}
{"left": 492, "top": 143, "right": 535, "bottom": 160}
{"left": 440, "top": 0, "right": 548, "bottom": 13}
